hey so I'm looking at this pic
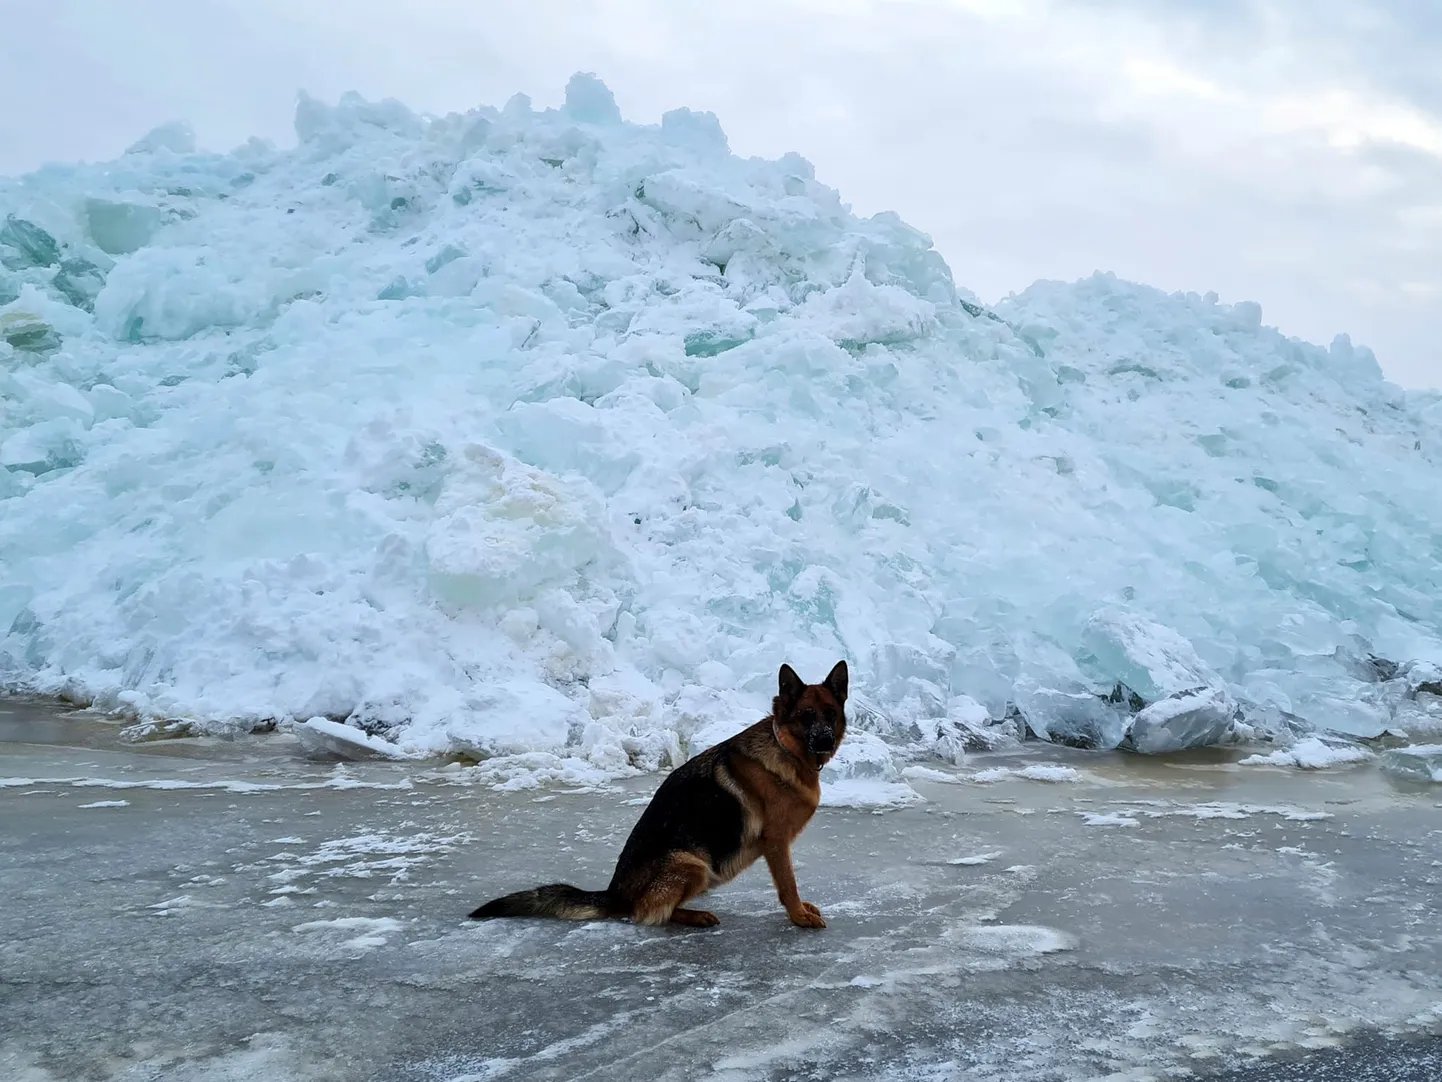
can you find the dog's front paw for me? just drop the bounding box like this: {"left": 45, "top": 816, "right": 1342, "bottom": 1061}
{"left": 788, "top": 901, "right": 826, "bottom": 929}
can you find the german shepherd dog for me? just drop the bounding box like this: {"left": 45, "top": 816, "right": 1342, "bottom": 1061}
{"left": 468, "top": 660, "right": 848, "bottom": 929}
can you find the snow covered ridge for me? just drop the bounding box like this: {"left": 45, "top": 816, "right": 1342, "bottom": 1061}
{"left": 3, "top": 73, "right": 1442, "bottom": 776}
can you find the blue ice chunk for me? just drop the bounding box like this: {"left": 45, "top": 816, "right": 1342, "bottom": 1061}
{"left": 563, "top": 72, "right": 622, "bottom": 126}
{"left": 0, "top": 217, "right": 61, "bottom": 269}
{"left": 85, "top": 199, "right": 162, "bottom": 255}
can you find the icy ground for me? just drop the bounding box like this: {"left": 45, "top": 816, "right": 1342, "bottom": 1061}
{"left": 3, "top": 73, "right": 1442, "bottom": 782}
{"left": 3, "top": 701, "right": 1441, "bottom": 1082}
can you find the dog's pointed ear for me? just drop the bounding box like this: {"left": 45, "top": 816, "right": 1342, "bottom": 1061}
{"left": 778, "top": 663, "right": 805, "bottom": 707}
{"left": 823, "top": 659, "right": 848, "bottom": 703}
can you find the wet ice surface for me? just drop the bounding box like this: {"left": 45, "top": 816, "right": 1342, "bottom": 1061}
{"left": 3, "top": 702, "right": 1442, "bottom": 1082}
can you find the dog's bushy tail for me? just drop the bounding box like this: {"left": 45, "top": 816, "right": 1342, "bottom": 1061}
{"left": 468, "top": 883, "right": 618, "bottom": 921}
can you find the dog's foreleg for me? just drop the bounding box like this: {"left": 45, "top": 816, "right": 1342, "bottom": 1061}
{"left": 763, "top": 844, "right": 826, "bottom": 928}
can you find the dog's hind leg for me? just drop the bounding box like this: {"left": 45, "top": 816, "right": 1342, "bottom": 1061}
{"left": 668, "top": 906, "right": 720, "bottom": 927}
{"left": 630, "top": 852, "right": 717, "bottom": 927}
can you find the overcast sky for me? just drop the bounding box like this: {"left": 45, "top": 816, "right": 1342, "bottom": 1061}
{"left": 3, "top": 0, "right": 1439, "bottom": 387}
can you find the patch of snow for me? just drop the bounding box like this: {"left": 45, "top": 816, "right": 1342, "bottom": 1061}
{"left": 145, "top": 894, "right": 212, "bottom": 915}
{"left": 1016, "top": 763, "right": 1082, "bottom": 782}
{"left": 901, "top": 765, "right": 962, "bottom": 784}
{"left": 291, "top": 916, "right": 402, "bottom": 933}
{"left": 426, "top": 753, "right": 621, "bottom": 793}
{"left": 1080, "top": 812, "right": 1140, "bottom": 827}
{"left": 968, "top": 763, "right": 1082, "bottom": 784}
{"left": 291, "top": 915, "right": 402, "bottom": 950}
{"left": 1091, "top": 801, "right": 1332, "bottom": 823}
{"left": 1238, "top": 735, "right": 1372, "bottom": 770}
{"left": 0, "top": 774, "right": 411, "bottom": 794}
{"left": 819, "top": 778, "right": 924, "bottom": 810}
{"left": 443, "top": 1060, "right": 523, "bottom": 1082}
{"left": 950, "top": 923, "right": 1078, "bottom": 955}
{"left": 263, "top": 831, "right": 467, "bottom": 887}
{"left": 970, "top": 768, "right": 1013, "bottom": 784}
{"left": 948, "top": 851, "right": 1003, "bottom": 866}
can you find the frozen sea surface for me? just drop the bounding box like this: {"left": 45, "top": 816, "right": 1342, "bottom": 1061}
{"left": 3, "top": 73, "right": 1442, "bottom": 781}
{"left": 3, "top": 701, "right": 1441, "bottom": 1081}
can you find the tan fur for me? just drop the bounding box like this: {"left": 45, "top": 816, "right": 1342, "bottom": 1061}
{"left": 632, "top": 851, "right": 712, "bottom": 926}
{"left": 726, "top": 734, "right": 827, "bottom": 927}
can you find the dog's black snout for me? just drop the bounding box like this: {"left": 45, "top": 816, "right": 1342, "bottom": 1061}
{"left": 808, "top": 729, "right": 835, "bottom": 753}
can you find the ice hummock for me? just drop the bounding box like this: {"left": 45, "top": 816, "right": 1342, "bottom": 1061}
{"left": 2, "top": 74, "right": 1442, "bottom": 784}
